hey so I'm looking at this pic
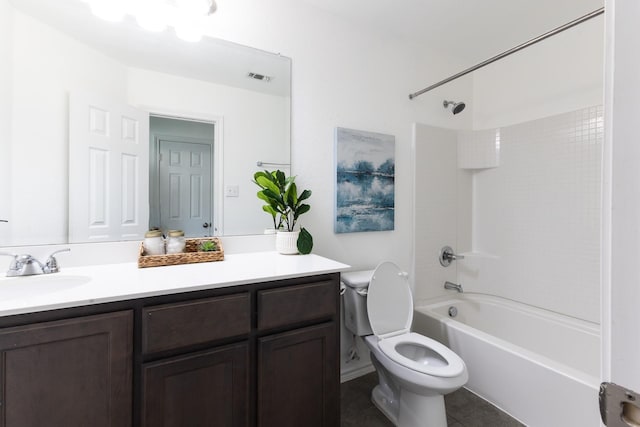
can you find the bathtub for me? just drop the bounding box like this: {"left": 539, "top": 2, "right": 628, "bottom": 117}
{"left": 413, "top": 294, "right": 600, "bottom": 427}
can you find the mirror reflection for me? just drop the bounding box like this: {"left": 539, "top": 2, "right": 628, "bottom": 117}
{"left": 1, "top": 0, "right": 291, "bottom": 246}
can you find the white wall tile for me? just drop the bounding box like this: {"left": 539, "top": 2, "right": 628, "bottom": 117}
{"left": 458, "top": 128, "right": 500, "bottom": 169}
{"left": 461, "top": 106, "right": 602, "bottom": 323}
{"left": 412, "top": 123, "right": 460, "bottom": 303}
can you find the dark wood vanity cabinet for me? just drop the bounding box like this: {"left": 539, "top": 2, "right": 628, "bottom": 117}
{"left": 142, "top": 342, "right": 250, "bottom": 427}
{"left": 258, "top": 323, "right": 338, "bottom": 427}
{"left": 0, "top": 311, "right": 133, "bottom": 427}
{"left": 257, "top": 280, "right": 339, "bottom": 427}
{"left": 0, "top": 272, "right": 340, "bottom": 427}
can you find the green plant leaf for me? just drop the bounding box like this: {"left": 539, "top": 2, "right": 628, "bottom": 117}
{"left": 262, "top": 188, "right": 282, "bottom": 203}
{"left": 256, "top": 175, "right": 280, "bottom": 194}
{"left": 297, "top": 227, "right": 313, "bottom": 254}
{"left": 199, "top": 240, "right": 218, "bottom": 252}
{"left": 257, "top": 190, "right": 271, "bottom": 203}
{"left": 262, "top": 205, "right": 277, "bottom": 217}
{"left": 298, "top": 189, "right": 312, "bottom": 202}
{"left": 285, "top": 182, "right": 298, "bottom": 207}
{"left": 293, "top": 204, "right": 311, "bottom": 220}
{"left": 253, "top": 171, "right": 270, "bottom": 185}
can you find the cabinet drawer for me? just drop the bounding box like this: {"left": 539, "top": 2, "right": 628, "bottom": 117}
{"left": 257, "top": 281, "right": 336, "bottom": 331}
{"left": 143, "top": 293, "right": 250, "bottom": 354}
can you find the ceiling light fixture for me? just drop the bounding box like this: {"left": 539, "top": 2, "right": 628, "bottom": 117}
{"left": 88, "top": 0, "right": 126, "bottom": 22}
{"left": 81, "top": 0, "right": 217, "bottom": 42}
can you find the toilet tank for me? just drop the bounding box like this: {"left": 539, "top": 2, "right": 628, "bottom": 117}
{"left": 341, "top": 270, "right": 375, "bottom": 336}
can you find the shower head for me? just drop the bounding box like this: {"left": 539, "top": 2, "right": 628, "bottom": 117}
{"left": 443, "top": 100, "right": 466, "bottom": 115}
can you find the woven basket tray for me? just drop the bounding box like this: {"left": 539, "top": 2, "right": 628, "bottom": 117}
{"left": 138, "top": 237, "right": 224, "bottom": 268}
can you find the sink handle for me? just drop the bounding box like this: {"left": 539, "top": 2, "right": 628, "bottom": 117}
{"left": 0, "top": 252, "right": 19, "bottom": 274}
{"left": 45, "top": 248, "right": 70, "bottom": 274}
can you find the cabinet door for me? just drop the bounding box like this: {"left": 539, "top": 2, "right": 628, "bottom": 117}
{"left": 258, "top": 323, "right": 338, "bottom": 427}
{"left": 142, "top": 342, "right": 249, "bottom": 427}
{"left": 0, "top": 311, "right": 133, "bottom": 427}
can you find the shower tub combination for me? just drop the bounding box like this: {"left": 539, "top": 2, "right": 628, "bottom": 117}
{"left": 413, "top": 293, "right": 600, "bottom": 427}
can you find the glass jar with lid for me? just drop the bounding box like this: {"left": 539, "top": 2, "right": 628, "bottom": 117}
{"left": 166, "top": 230, "right": 186, "bottom": 254}
{"left": 143, "top": 230, "right": 165, "bottom": 255}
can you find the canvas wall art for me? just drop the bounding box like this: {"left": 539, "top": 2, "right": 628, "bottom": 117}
{"left": 335, "top": 127, "right": 395, "bottom": 233}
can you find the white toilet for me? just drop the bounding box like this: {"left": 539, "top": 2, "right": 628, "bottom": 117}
{"left": 342, "top": 261, "right": 468, "bottom": 427}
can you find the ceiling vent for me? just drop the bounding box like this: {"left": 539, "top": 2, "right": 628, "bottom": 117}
{"left": 247, "top": 72, "right": 272, "bottom": 82}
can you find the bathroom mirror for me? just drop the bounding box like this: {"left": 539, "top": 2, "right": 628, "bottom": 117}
{"left": 1, "top": 0, "right": 291, "bottom": 246}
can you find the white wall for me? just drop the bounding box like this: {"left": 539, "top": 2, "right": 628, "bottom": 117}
{"left": 198, "top": 0, "right": 478, "bottom": 377}
{"left": 472, "top": 16, "right": 604, "bottom": 130}
{"left": 0, "top": 0, "right": 12, "bottom": 242}
{"left": 127, "top": 68, "right": 289, "bottom": 236}
{"left": 5, "top": 0, "right": 472, "bottom": 267}
{"left": 199, "top": 0, "right": 473, "bottom": 274}
{"left": 10, "top": 10, "right": 128, "bottom": 245}
{"left": 413, "top": 124, "right": 474, "bottom": 303}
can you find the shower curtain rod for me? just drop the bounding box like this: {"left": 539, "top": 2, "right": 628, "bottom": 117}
{"left": 408, "top": 7, "right": 605, "bottom": 100}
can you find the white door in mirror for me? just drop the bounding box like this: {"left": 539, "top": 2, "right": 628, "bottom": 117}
{"left": 68, "top": 93, "right": 150, "bottom": 243}
{"left": 158, "top": 140, "right": 212, "bottom": 237}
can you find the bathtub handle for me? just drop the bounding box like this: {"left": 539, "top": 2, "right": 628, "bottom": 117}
{"left": 439, "top": 246, "right": 464, "bottom": 267}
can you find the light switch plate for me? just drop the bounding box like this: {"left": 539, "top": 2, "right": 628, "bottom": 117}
{"left": 225, "top": 185, "right": 239, "bottom": 197}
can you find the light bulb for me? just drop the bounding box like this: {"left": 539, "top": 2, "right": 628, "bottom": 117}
{"left": 174, "top": 13, "right": 205, "bottom": 42}
{"left": 88, "top": 0, "right": 126, "bottom": 22}
{"left": 136, "top": 11, "right": 168, "bottom": 32}
{"left": 133, "top": 0, "right": 168, "bottom": 32}
{"left": 176, "top": 0, "right": 212, "bottom": 16}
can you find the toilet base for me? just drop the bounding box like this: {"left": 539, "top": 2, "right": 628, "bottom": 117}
{"left": 370, "top": 370, "right": 448, "bottom": 427}
{"left": 398, "top": 389, "right": 447, "bottom": 427}
{"left": 371, "top": 384, "right": 399, "bottom": 425}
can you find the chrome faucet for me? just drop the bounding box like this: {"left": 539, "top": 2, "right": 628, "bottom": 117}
{"left": 439, "top": 246, "right": 465, "bottom": 267}
{"left": 444, "top": 281, "right": 463, "bottom": 293}
{"left": 0, "top": 249, "right": 70, "bottom": 277}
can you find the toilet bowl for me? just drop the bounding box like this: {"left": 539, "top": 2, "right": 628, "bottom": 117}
{"left": 342, "top": 262, "right": 468, "bottom": 427}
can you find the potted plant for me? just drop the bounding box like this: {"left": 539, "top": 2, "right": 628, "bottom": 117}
{"left": 198, "top": 239, "right": 218, "bottom": 252}
{"left": 253, "top": 170, "right": 313, "bottom": 254}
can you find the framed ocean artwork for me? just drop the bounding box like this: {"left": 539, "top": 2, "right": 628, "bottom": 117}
{"left": 335, "top": 127, "right": 395, "bottom": 233}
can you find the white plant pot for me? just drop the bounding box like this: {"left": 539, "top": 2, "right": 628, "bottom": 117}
{"left": 276, "top": 230, "right": 300, "bottom": 255}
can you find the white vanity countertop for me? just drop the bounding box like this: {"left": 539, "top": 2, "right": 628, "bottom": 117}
{"left": 0, "top": 252, "right": 350, "bottom": 317}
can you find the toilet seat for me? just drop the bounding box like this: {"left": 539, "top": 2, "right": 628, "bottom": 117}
{"left": 367, "top": 262, "right": 465, "bottom": 378}
{"left": 366, "top": 262, "right": 413, "bottom": 338}
{"left": 377, "top": 332, "right": 466, "bottom": 377}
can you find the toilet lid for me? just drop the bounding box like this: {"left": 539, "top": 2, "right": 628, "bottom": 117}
{"left": 367, "top": 261, "right": 413, "bottom": 337}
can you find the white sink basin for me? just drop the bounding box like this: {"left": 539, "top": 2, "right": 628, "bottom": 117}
{"left": 0, "top": 274, "right": 92, "bottom": 301}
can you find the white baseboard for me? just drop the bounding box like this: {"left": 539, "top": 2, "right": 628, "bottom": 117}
{"left": 340, "top": 363, "right": 375, "bottom": 383}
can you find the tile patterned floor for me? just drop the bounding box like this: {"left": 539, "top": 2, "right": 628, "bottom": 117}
{"left": 341, "top": 373, "right": 525, "bottom": 427}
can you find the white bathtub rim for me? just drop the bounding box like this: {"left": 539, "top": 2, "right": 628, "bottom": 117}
{"left": 417, "top": 293, "right": 599, "bottom": 334}
{"left": 414, "top": 294, "right": 600, "bottom": 389}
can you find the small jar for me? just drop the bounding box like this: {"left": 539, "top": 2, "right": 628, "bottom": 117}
{"left": 143, "top": 230, "right": 165, "bottom": 255}
{"left": 166, "top": 230, "right": 186, "bottom": 254}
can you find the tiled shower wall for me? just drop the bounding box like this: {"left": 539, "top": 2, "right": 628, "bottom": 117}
{"left": 458, "top": 106, "right": 602, "bottom": 323}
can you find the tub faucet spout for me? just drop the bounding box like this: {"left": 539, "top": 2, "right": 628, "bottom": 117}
{"left": 444, "top": 281, "right": 463, "bottom": 293}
